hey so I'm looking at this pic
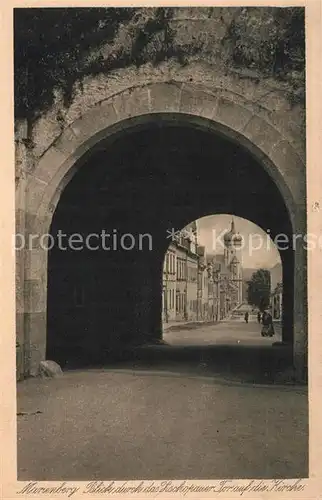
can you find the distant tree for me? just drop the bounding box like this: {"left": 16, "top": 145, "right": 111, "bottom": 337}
{"left": 247, "top": 269, "right": 271, "bottom": 311}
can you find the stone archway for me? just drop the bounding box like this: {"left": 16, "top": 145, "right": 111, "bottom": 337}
{"left": 17, "top": 82, "right": 307, "bottom": 378}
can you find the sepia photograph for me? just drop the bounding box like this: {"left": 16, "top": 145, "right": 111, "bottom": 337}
{"left": 13, "top": 5, "right": 309, "bottom": 483}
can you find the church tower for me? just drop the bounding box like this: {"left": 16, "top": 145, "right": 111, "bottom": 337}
{"left": 224, "top": 219, "right": 243, "bottom": 267}
{"left": 223, "top": 218, "right": 243, "bottom": 304}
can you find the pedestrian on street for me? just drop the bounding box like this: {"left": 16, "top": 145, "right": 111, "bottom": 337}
{"left": 261, "top": 310, "right": 274, "bottom": 337}
{"left": 244, "top": 312, "right": 249, "bottom": 324}
{"left": 257, "top": 311, "right": 261, "bottom": 323}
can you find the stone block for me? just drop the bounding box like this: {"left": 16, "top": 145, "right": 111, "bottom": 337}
{"left": 24, "top": 280, "right": 46, "bottom": 313}
{"left": 270, "top": 140, "right": 306, "bottom": 202}
{"left": 28, "top": 345, "right": 46, "bottom": 378}
{"left": 179, "top": 84, "right": 218, "bottom": 120}
{"left": 55, "top": 101, "right": 118, "bottom": 157}
{"left": 148, "top": 82, "right": 182, "bottom": 114}
{"left": 24, "top": 249, "right": 47, "bottom": 281}
{"left": 242, "top": 114, "right": 282, "bottom": 158}
{"left": 15, "top": 208, "right": 26, "bottom": 234}
{"left": 256, "top": 89, "right": 292, "bottom": 114}
{"left": 39, "top": 360, "right": 63, "bottom": 378}
{"left": 112, "top": 86, "right": 150, "bottom": 121}
{"left": 24, "top": 311, "right": 46, "bottom": 335}
{"left": 16, "top": 252, "right": 25, "bottom": 313}
{"left": 24, "top": 212, "right": 44, "bottom": 239}
{"left": 35, "top": 146, "right": 69, "bottom": 185}
{"left": 23, "top": 213, "right": 52, "bottom": 251}
{"left": 214, "top": 97, "right": 254, "bottom": 133}
{"left": 25, "top": 175, "right": 48, "bottom": 215}
{"left": 177, "top": 61, "right": 265, "bottom": 103}
{"left": 261, "top": 109, "right": 305, "bottom": 161}
{"left": 23, "top": 311, "right": 47, "bottom": 376}
{"left": 15, "top": 175, "right": 27, "bottom": 207}
{"left": 36, "top": 177, "right": 70, "bottom": 223}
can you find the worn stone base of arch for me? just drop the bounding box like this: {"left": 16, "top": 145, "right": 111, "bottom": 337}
{"left": 15, "top": 77, "right": 307, "bottom": 380}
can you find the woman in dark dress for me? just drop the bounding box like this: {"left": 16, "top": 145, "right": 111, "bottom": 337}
{"left": 261, "top": 310, "right": 274, "bottom": 337}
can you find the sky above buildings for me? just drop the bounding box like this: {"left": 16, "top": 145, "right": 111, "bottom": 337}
{"left": 196, "top": 214, "right": 281, "bottom": 270}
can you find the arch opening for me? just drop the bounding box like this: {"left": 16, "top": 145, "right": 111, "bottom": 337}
{"left": 45, "top": 116, "right": 294, "bottom": 368}
{"left": 41, "top": 113, "right": 297, "bottom": 230}
{"left": 161, "top": 214, "right": 285, "bottom": 345}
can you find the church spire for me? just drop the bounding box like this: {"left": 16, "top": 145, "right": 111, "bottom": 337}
{"left": 231, "top": 218, "right": 235, "bottom": 233}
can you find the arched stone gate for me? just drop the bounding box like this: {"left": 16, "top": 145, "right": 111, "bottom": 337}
{"left": 15, "top": 76, "right": 307, "bottom": 379}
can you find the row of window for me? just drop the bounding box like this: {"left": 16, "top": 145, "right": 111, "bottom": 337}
{"left": 164, "top": 251, "right": 199, "bottom": 281}
{"left": 165, "top": 258, "right": 198, "bottom": 282}
{"left": 177, "top": 259, "right": 186, "bottom": 280}
{"left": 162, "top": 291, "right": 200, "bottom": 314}
{"left": 164, "top": 289, "right": 176, "bottom": 310}
{"left": 176, "top": 293, "right": 185, "bottom": 314}
{"left": 165, "top": 252, "right": 176, "bottom": 274}
{"left": 163, "top": 290, "right": 185, "bottom": 313}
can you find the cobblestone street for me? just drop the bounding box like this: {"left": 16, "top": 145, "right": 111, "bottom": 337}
{"left": 17, "top": 322, "right": 307, "bottom": 481}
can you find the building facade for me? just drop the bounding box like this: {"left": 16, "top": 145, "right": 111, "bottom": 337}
{"left": 271, "top": 283, "right": 283, "bottom": 320}
{"left": 270, "top": 262, "right": 283, "bottom": 320}
{"left": 162, "top": 219, "right": 244, "bottom": 326}
{"left": 223, "top": 219, "right": 243, "bottom": 305}
{"left": 162, "top": 244, "right": 177, "bottom": 322}
{"left": 162, "top": 222, "right": 199, "bottom": 323}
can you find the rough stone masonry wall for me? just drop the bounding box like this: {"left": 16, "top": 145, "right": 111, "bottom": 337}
{"left": 14, "top": 7, "right": 307, "bottom": 378}
{"left": 16, "top": 8, "right": 305, "bottom": 193}
{"left": 15, "top": 7, "right": 305, "bottom": 121}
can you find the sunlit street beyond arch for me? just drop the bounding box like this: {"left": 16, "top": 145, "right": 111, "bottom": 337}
{"left": 163, "top": 315, "right": 282, "bottom": 347}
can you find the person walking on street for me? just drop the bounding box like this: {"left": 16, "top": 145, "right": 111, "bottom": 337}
{"left": 261, "top": 310, "right": 274, "bottom": 337}
{"left": 244, "top": 311, "right": 249, "bottom": 324}
{"left": 267, "top": 310, "right": 275, "bottom": 336}
{"left": 257, "top": 311, "right": 261, "bottom": 323}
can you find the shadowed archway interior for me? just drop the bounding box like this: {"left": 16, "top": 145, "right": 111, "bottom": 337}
{"left": 46, "top": 117, "right": 294, "bottom": 366}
